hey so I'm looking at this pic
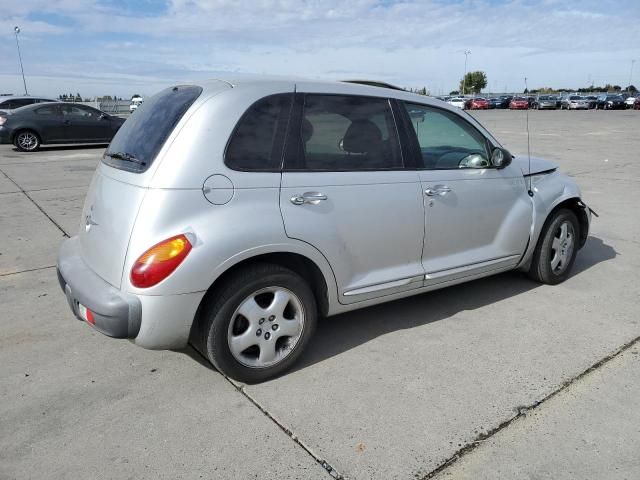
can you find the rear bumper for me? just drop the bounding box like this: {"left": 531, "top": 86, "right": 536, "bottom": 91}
{"left": 57, "top": 236, "right": 141, "bottom": 338}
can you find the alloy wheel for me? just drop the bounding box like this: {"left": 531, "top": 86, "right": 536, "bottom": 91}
{"left": 17, "top": 132, "right": 38, "bottom": 151}
{"left": 227, "top": 287, "right": 305, "bottom": 368}
{"left": 550, "top": 221, "right": 575, "bottom": 274}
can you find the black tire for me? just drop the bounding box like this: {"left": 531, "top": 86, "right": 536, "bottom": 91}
{"left": 201, "top": 263, "right": 317, "bottom": 383}
{"left": 14, "top": 130, "right": 41, "bottom": 152}
{"left": 529, "top": 209, "right": 580, "bottom": 285}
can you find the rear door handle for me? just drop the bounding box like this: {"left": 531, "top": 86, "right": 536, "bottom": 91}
{"left": 290, "top": 192, "right": 328, "bottom": 205}
{"left": 424, "top": 185, "right": 452, "bottom": 196}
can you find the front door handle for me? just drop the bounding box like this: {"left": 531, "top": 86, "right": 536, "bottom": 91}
{"left": 424, "top": 185, "right": 451, "bottom": 196}
{"left": 290, "top": 192, "right": 328, "bottom": 205}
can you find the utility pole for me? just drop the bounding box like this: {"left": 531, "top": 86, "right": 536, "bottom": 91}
{"left": 462, "top": 50, "right": 471, "bottom": 95}
{"left": 630, "top": 59, "right": 635, "bottom": 90}
{"left": 14, "top": 26, "right": 28, "bottom": 95}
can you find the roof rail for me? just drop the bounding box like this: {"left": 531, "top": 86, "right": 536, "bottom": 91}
{"left": 342, "top": 80, "right": 405, "bottom": 91}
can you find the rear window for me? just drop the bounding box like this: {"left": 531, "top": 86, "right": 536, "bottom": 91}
{"left": 103, "top": 85, "right": 202, "bottom": 173}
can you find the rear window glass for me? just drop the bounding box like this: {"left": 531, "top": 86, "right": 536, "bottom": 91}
{"left": 103, "top": 85, "right": 202, "bottom": 173}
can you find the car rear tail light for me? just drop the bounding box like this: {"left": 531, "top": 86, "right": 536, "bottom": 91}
{"left": 86, "top": 309, "right": 95, "bottom": 325}
{"left": 130, "top": 234, "right": 192, "bottom": 288}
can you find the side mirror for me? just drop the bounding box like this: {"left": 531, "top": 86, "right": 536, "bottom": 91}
{"left": 99, "top": 113, "right": 109, "bottom": 120}
{"left": 491, "top": 147, "right": 512, "bottom": 169}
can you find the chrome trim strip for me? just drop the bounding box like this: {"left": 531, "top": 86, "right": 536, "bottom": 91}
{"left": 343, "top": 275, "right": 422, "bottom": 296}
{"left": 425, "top": 255, "right": 521, "bottom": 281}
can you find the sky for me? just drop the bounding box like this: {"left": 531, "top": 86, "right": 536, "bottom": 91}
{"left": 0, "top": 0, "right": 639, "bottom": 99}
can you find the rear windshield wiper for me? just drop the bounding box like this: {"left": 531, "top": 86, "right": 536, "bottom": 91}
{"left": 104, "top": 151, "right": 146, "bottom": 166}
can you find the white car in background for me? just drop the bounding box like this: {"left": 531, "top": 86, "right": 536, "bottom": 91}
{"left": 129, "top": 96, "right": 144, "bottom": 112}
{"left": 447, "top": 97, "right": 466, "bottom": 109}
{"left": 625, "top": 95, "right": 638, "bottom": 108}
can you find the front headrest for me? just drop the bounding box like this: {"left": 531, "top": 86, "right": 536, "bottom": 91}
{"left": 342, "top": 120, "right": 382, "bottom": 154}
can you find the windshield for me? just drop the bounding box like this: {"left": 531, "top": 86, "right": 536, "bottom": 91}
{"left": 103, "top": 85, "right": 202, "bottom": 173}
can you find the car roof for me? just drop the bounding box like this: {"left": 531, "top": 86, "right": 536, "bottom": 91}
{"left": 0, "top": 95, "right": 55, "bottom": 101}
{"left": 195, "top": 74, "right": 455, "bottom": 109}
{"left": 6, "top": 101, "right": 101, "bottom": 114}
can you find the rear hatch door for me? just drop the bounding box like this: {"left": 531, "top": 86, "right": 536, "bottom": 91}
{"left": 78, "top": 84, "right": 225, "bottom": 288}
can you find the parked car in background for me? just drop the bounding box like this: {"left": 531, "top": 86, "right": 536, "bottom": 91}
{"left": 129, "top": 96, "right": 144, "bottom": 112}
{"left": 0, "top": 95, "right": 55, "bottom": 113}
{"left": 509, "top": 97, "right": 529, "bottom": 110}
{"left": 488, "top": 96, "right": 512, "bottom": 109}
{"left": 532, "top": 95, "right": 557, "bottom": 110}
{"left": 634, "top": 97, "right": 640, "bottom": 110}
{"left": 0, "top": 102, "right": 126, "bottom": 151}
{"left": 584, "top": 96, "right": 598, "bottom": 109}
{"left": 447, "top": 97, "right": 466, "bottom": 109}
{"left": 596, "top": 94, "right": 626, "bottom": 110}
{"left": 625, "top": 95, "right": 639, "bottom": 108}
{"left": 561, "top": 95, "right": 589, "bottom": 110}
{"left": 465, "top": 97, "right": 489, "bottom": 110}
{"left": 55, "top": 76, "right": 593, "bottom": 382}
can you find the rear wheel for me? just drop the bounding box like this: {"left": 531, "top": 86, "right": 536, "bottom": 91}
{"left": 202, "top": 263, "right": 317, "bottom": 383}
{"left": 14, "top": 130, "right": 41, "bottom": 152}
{"left": 529, "top": 209, "right": 579, "bottom": 285}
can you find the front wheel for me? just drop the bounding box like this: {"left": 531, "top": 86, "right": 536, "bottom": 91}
{"left": 529, "top": 209, "right": 579, "bottom": 285}
{"left": 14, "top": 130, "right": 41, "bottom": 152}
{"left": 202, "top": 263, "right": 317, "bottom": 383}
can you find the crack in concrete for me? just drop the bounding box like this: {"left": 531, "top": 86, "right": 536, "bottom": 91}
{"left": 419, "top": 334, "right": 640, "bottom": 480}
{"left": 185, "top": 345, "right": 344, "bottom": 479}
{"left": 0, "top": 265, "right": 57, "bottom": 277}
{"left": 225, "top": 379, "right": 345, "bottom": 480}
{"left": 0, "top": 167, "right": 70, "bottom": 238}
{"left": 0, "top": 184, "right": 89, "bottom": 195}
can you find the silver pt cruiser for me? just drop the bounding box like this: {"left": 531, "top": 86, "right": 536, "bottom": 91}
{"left": 57, "top": 76, "right": 593, "bottom": 382}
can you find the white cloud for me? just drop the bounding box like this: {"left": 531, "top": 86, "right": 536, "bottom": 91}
{"left": 0, "top": 0, "right": 638, "bottom": 97}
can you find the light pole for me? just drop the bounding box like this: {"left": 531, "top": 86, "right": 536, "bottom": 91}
{"left": 462, "top": 50, "right": 471, "bottom": 95}
{"left": 630, "top": 59, "right": 635, "bottom": 90}
{"left": 14, "top": 26, "right": 28, "bottom": 95}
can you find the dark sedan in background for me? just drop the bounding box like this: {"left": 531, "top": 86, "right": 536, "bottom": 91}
{"left": 0, "top": 102, "right": 125, "bottom": 151}
{"left": 596, "top": 94, "right": 626, "bottom": 110}
{"left": 488, "top": 96, "right": 512, "bottom": 109}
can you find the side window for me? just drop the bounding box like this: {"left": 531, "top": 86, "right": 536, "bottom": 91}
{"left": 403, "top": 103, "right": 490, "bottom": 169}
{"left": 287, "top": 94, "right": 402, "bottom": 171}
{"left": 225, "top": 94, "right": 292, "bottom": 171}
{"left": 35, "top": 105, "right": 57, "bottom": 115}
{"left": 1, "top": 101, "right": 16, "bottom": 109}
{"left": 13, "top": 99, "right": 34, "bottom": 108}
{"left": 61, "top": 105, "right": 96, "bottom": 118}
{"left": 77, "top": 105, "right": 101, "bottom": 119}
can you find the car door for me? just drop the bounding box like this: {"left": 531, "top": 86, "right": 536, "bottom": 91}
{"left": 32, "top": 104, "right": 65, "bottom": 142}
{"left": 59, "top": 104, "right": 108, "bottom": 142}
{"left": 280, "top": 92, "right": 425, "bottom": 304}
{"left": 399, "top": 101, "right": 532, "bottom": 286}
